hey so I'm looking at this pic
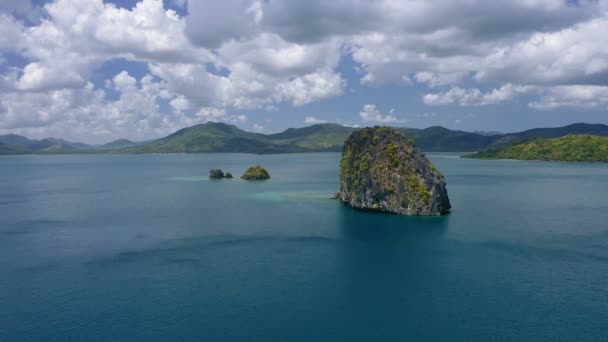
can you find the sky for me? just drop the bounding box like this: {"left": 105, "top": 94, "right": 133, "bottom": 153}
{"left": 0, "top": 0, "right": 607, "bottom": 143}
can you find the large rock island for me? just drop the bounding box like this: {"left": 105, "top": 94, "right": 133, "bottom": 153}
{"left": 338, "top": 127, "right": 451, "bottom": 216}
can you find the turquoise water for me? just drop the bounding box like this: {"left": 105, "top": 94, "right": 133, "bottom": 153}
{"left": 1, "top": 153, "right": 607, "bottom": 341}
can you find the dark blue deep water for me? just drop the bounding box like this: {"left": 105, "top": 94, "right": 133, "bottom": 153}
{"left": 1, "top": 153, "right": 607, "bottom": 341}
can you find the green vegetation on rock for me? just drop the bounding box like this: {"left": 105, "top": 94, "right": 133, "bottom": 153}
{"left": 241, "top": 165, "right": 270, "bottom": 180}
{"left": 463, "top": 134, "right": 608, "bottom": 162}
{"left": 338, "top": 127, "right": 451, "bottom": 216}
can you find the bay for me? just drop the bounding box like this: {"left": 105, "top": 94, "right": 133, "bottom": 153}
{"left": 1, "top": 153, "right": 607, "bottom": 341}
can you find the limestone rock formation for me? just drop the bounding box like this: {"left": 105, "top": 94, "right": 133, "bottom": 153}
{"left": 241, "top": 165, "right": 270, "bottom": 180}
{"left": 338, "top": 127, "right": 451, "bottom": 216}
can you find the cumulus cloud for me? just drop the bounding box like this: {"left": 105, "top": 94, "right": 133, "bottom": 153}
{"left": 276, "top": 70, "right": 345, "bottom": 106}
{"left": 474, "top": 16, "right": 608, "bottom": 86}
{"left": 251, "top": 123, "right": 264, "bottom": 133}
{"left": 5, "top": 0, "right": 211, "bottom": 92}
{"left": 1, "top": 70, "right": 238, "bottom": 143}
{"left": 0, "top": 75, "right": 173, "bottom": 142}
{"left": 423, "top": 84, "right": 535, "bottom": 106}
{"left": 170, "top": 95, "right": 191, "bottom": 114}
{"left": 304, "top": 116, "right": 327, "bottom": 124}
{"left": 186, "top": 0, "right": 262, "bottom": 48}
{"left": 1, "top": 0, "right": 607, "bottom": 141}
{"left": 348, "top": 0, "right": 601, "bottom": 86}
{"left": 260, "top": 0, "right": 378, "bottom": 44}
{"left": 359, "top": 105, "right": 403, "bottom": 123}
{"left": 529, "top": 86, "right": 608, "bottom": 110}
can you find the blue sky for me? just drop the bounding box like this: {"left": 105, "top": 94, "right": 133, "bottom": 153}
{"left": 0, "top": 0, "right": 607, "bottom": 143}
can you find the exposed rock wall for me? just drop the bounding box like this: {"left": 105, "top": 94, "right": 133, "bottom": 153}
{"left": 338, "top": 127, "right": 451, "bottom": 216}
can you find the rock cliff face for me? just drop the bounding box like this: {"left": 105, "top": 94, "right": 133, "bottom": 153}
{"left": 338, "top": 127, "right": 451, "bottom": 216}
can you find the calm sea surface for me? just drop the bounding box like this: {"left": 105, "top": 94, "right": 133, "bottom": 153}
{"left": 0, "top": 153, "right": 607, "bottom": 341}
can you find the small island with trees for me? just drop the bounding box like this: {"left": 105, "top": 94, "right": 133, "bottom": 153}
{"left": 463, "top": 134, "right": 608, "bottom": 162}
{"left": 241, "top": 165, "right": 271, "bottom": 180}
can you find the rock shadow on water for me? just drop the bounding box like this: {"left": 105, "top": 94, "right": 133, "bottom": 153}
{"left": 338, "top": 205, "right": 449, "bottom": 245}
{"left": 336, "top": 204, "right": 452, "bottom": 309}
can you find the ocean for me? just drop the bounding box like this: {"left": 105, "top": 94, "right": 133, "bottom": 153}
{"left": 1, "top": 153, "right": 607, "bottom": 341}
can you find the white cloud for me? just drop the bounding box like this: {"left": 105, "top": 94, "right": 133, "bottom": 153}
{"left": 423, "top": 83, "right": 608, "bottom": 110}
{"left": 233, "top": 114, "right": 248, "bottom": 123}
{"left": 276, "top": 70, "right": 345, "bottom": 106}
{"left": 186, "top": 0, "right": 262, "bottom": 48}
{"left": 218, "top": 33, "right": 341, "bottom": 77}
{"left": 347, "top": 0, "right": 600, "bottom": 86}
{"left": 1, "top": 70, "right": 212, "bottom": 143}
{"left": 529, "top": 86, "right": 608, "bottom": 110}
{"left": 251, "top": 123, "right": 264, "bottom": 132}
{"left": 475, "top": 15, "right": 608, "bottom": 86}
{"left": 196, "top": 107, "right": 226, "bottom": 121}
{"left": 1, "top": 0, "right": 607, "bottom": 141}
{"left": 423, "top": 84, "right": 535, "bottom": 106}
{"left": 148, "top": 63, "right": 232, "bottom": 108}
{"left": 194, "top": 107, "right": 250, "bottom": 124}
{"left": 359, "top": 104, "right": 404, "bottom": 123}
{"left": 7, "top": 0, "right": 211, "bottom": 92}
{"left": 170, "top": 95, "right": 191, "bottom": 113}
{"left": 304, "top": 116, "right": 327, "bottom": 124}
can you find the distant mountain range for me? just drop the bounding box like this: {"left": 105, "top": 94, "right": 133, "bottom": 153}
{"left": 1, "top": 122, "right": 608, "bottom": 155}
{"left": 0, "top": 135, "right": 143, "bottom": 154}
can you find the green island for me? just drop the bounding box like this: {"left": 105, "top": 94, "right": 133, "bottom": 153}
{"left": 241, "top": 166, "right": 271, "bottom": 180}
{"left": 463, "top": 134, "right": 608, "bottom": 162}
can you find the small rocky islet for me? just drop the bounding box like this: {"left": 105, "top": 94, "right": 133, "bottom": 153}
{"left": 209, "top": 169, "right": 226, "bottom": 179}
{"left": 209, "top": 166, "right": 270, "bottom": 180}
{"left": 337, "top": 126, "right": 451, "bottom": 216}
{"left": 209, "top": 169, "right": 234, "bottom": 179}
